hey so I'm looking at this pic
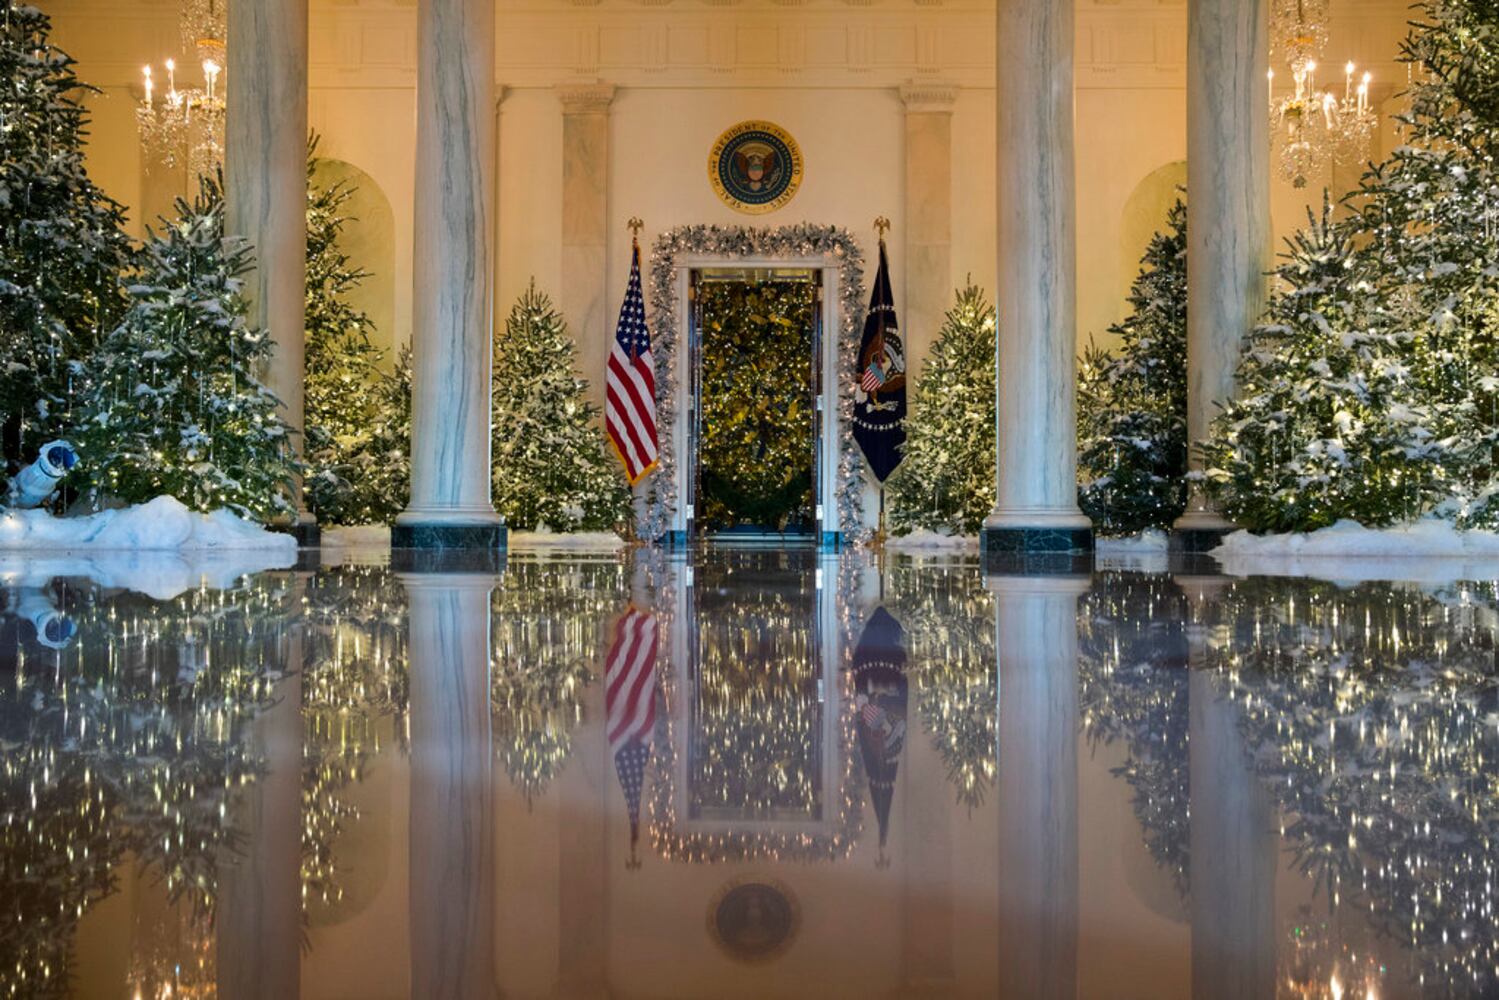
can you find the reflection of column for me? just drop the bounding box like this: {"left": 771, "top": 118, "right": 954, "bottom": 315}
{"left": 395, "top": 0, "right": 504, "bottom": 550}
{"left": 217, "top": 627, "right": 303, "bottom": 998}
{"left": 1175, "top": 0, "right": 1270, "bottom": 546}
{"left": 226, "top": 0, "right": 312, "bottom": 536}
{"left": 558, "top": 82, "right": 616, "bottom": 414}
{"left": 898, "top": 80, "right": 957, "bottom": 383}
{"left": 405, "top": 575, "right": 497, "bottom": 1000}
{"left": 983, "top": 0, "right": 1092, "bottom": 557}
{"left": 993, "top": 576, "right": 1085, "bottom": 999}
{"left": 1185, "top": 581, "right": 1275, "bottom": 1000}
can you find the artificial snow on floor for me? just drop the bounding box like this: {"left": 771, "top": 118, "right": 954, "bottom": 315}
{"left": 0, "top": 496, "right": 297, "bottom": 552}
{"left": 885, "top": 530, "right": 979, "bottom": 554}
{"left": 1213, "top": 518, "right": 1499, "bottom": 585}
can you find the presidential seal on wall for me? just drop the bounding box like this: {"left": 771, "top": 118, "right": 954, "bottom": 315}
{"left": 708, "top": 121, "right": 804, "bottom": 215}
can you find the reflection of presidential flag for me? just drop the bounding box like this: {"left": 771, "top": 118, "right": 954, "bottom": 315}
{"left": 605, "top": 606, "right": 659, "bottom": 866}
{"left": 606, "top": 243, "right": 660, "bottom": 485}
{"left": 853, "top": 607, "right": 908, "bottom": 861}
{"left": 853, "top": 241, "right": 907, "bottom": 483}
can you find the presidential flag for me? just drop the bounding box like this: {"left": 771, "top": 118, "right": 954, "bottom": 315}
{"left": 606, "top": 242, "right": 660, "bottom": 485}
{"left": 853, "top": 240, "right": 907, "bottom": 482}
{"left": 605, "top": 606, "right": 659, "bottom": 868}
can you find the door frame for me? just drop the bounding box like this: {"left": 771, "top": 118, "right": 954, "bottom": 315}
{"left": 668, "top": 255, "right": 843, "bottom": 548}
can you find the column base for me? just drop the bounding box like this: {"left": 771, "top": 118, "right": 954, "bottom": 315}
{"left": 980, "top": 526, "right": 1094, "bottom": 576}
{"left": 290, "top": 522, "right": 321, "bottom": 548}
{"left": 391, "top": 522, "right": 508, "bottom": 551}
{"left": 1170, "top": 510, "right": 1237, "bottom": 555}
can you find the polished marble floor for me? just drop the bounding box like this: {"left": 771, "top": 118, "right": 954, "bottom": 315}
{"left": 1, "top": 547, "right": 1495, "bottom": 999}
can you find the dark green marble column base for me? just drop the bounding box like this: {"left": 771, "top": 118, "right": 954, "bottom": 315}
{"left": 291, "top": 522, "right": 321, "bottom": 548}
{"left": 980, "top": 526, "right": 1094, "bottom": 575}
{"left": 1168, "top": 527, "right": 1233, "bottom": 555}
{"left": 391, "top": 522, "right": 508, "bottom": 551}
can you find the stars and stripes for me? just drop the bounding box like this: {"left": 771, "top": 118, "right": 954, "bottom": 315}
{"left": 606, "top": 243, "right": 660, "bottom": 485}
{"left": 605, "top": 605, "right": 659, "bottom": 867}
{"left": 861, "top": 359, "right": 886, "bottom": 394}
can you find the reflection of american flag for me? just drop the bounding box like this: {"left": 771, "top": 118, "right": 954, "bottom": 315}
{"left": 606, "top": 244, "right": 660, "bottom": 485}
{"left": 605, "top": 607, "right": 659, "bottom": 857}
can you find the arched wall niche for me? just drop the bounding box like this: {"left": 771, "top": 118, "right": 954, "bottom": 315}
{"left": 1116, "top": 160, "right": 1187, "bottom": 337}
{"left": 311, "top": 157, "right": 399, "bottom": 361}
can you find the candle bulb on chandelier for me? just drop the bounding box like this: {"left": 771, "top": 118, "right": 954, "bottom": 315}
{"left": 142, "top": 65, "right": 153, "bottom": 107}
{"left": 1323, "top": 92, "right": 1336, "bottom": 128}
{"left": 1268, "top": 68, "right": 1275, "bottom": 106}
{"left": 1345, "top": 61, "right": 1355, "bottom": 103}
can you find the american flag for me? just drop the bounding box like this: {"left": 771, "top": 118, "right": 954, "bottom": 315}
{"left": 605, "top": 606, "right": 659, "bottom": 867}
{"left": 861, "top": 358, "right": 886, "bottom": 393}
{"left": 606, "top": 243, "right": 660, "bottom": 485}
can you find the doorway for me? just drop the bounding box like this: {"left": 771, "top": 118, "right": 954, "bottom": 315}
{"left": 687, "top": 268, "right": 823, "bottom": 540}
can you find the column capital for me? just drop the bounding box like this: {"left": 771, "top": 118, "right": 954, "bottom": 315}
{"left": 898, "top": 79, "right": 958, "bottom": 114}
{"left": 556, "top": 80, "right": 617, "bottom": 115}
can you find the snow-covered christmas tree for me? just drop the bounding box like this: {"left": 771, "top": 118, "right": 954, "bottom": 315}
{"left": 1077, "top": 199, "right": 1188, "bottom": 536}
{"left": 491, "top": 282, "right": 631, "bottom": 532}
{"left": 1205, "top": 0, "right": 1499, "bottom": 532}
{"left": 886, "top": 281, "right": 996, "bottom": 536}
{"left": 73, "top": 175, "right": 300, "bottom": 523}
{"left": 303, "top": 141, "right": 409, "bottom": 525}
{"left": 0, "top": 2, "right": 132, "bottom": 480}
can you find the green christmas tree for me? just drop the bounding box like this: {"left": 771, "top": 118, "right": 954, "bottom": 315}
{"left": 0, "top": 2, "right": 132, "bottom": 479}
{"left": 1077, "top": 200, "right": 1188, "bottom": 536}
{"left": 303, "top": 140, "right": 409, "bottom": 525}
{"left": 886, "top": 280, "right": 997, "bottom": 535}
{"left": 72, "top": 176, "right": 300, "bottom": 522}
{"left": 1205, "top": 0, "right": 1499, "bottom": 531}
{"left": 491, "top": 282, "right": 631, "bottom": 532}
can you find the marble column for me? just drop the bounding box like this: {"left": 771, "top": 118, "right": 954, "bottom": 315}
{"left": 558, "top": 82, "right": 616, "bottom": 415}
{"left": 394, "top": 0, "right": 505, "bottom": 551}
{"left": 1175, "top": 0, "right": 1270, "bottom": 549}
{"left": 993, "top": 575, "right": 1085, "bottom": 999}
{"left": 404, "top": 574, "right": 497, "bottom": 1000}
{"left": 1182, "top": 577, "right": 1276, "bottom": 999}
{"left": 983, "top": 0, "right": 1093, "bottom": 558}
{"left": 226, "top": 0, "right": 314, "bottom": 542}
{"left": 898, "top": 81, "right": 957, "bottom": 384}
{"left": 217, "top": 618, "right": 303, "bottom": 998}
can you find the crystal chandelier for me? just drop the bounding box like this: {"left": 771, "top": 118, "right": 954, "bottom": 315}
{"left": 136, "top": 0, "right": 228, "bottom": 180}
{"left": 1268, "top": 0, "right": 1377, "bottom": 188}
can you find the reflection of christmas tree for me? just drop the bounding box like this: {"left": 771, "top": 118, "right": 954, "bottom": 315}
{"left": 651, "top": 551, "right": 863, "bottom": 863}
{"left": 489, "top": 557, "right": 628, "bottom": 801}
{"left": 1077, "top": 573, "right": 1191, "bottom": 896}
{"left": 1203, "top": 578, "right": 1499, "bottom": 995}
{"left": 0, "top": 577, "right": 286, "bottom": 995}
{"left": 884, "top": 559, "right": 996, "bottom": 809}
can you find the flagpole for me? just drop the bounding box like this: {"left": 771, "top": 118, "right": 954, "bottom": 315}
{"left": 873, "top": 216, "right": 892, "bottom": 558}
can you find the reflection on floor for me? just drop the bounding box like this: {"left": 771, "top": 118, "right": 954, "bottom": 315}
{"left": 1, "top": 548, "right": 1495, "bottom": 999}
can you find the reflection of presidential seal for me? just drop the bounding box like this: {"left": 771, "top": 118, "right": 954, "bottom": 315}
{"left": 708, "top": 121, "right": 804, "bottom": 215}
{"left": 708, "top": 877, "right": 801, "bottom": 962}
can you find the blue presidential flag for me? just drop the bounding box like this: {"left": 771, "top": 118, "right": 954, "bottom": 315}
{"left": 853, "top": 241, "right": 907, "bottom": 482}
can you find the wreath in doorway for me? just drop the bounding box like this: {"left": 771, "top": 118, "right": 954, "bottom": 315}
{"left": 642, "top": 224, "right": 869, "bottom": 543}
